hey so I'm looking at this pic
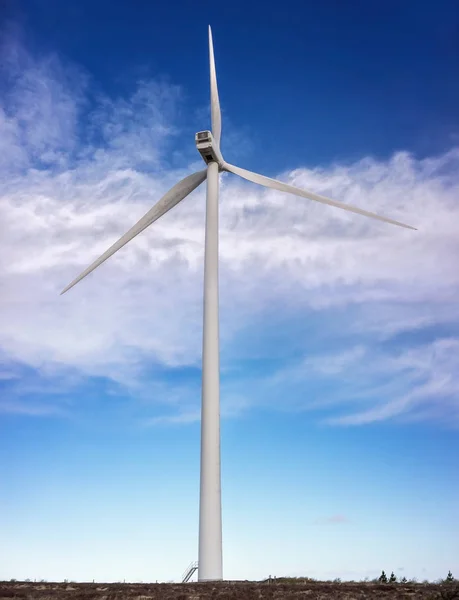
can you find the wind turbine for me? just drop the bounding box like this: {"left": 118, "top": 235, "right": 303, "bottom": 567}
{"left": 61, "top": 26, "right": 416, "bottom": 582}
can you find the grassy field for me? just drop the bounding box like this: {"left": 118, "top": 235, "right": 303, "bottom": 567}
{"left": 1, "top": 580, "right": 459, "bottom": 600}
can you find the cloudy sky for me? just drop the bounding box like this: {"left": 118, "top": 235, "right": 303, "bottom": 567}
{"left": 1, "top": 0, "right": 458, "bottom": 584}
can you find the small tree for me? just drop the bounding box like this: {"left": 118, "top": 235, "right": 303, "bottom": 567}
{"left": 389, "top": 572, "right": 397, "bottom": 583}
{"left": 400, "top": 577, "right": 407, "bottom": 584}
{"left": 446, "top": 571, "right": 455, "bottom": 583}
{"left": 379, "top": 571, "right": 388, "bottom": 584}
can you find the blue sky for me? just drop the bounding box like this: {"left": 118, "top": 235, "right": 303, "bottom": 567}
{"left": 1, "top": 0, "right": 459, "bottom": 584}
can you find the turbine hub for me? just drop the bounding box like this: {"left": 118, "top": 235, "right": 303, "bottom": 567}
{"left": 195, "top": 131, "right": 224, "bottom": 168}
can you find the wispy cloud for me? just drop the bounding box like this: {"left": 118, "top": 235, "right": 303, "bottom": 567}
{"left": 1, "top": 34, "right": 458, "bottom": 426}
{"left": 304, "top": 346, "right": 367, "bottom": 376}
{"left": 0, "top": 25, "right": 87, "bottom": 171}
{"left": 145, "top": 410, "right": 201, "bottom": 426}
{"left": 314, "top": 514, "right": 349, "bottom": 525}
{"left": 260, "top": 337, "right": 459, "bottom": 426}
{"left": 324, "top": 338, "right": 459, "bottom": 425}
{"left": 143, "top": 392, "right": 251, "bottom": 426}
{"left": 0, "top": 398, "right": 65, "bottom": 417}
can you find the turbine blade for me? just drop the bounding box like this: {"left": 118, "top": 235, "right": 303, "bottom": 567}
{"left": 224, "top": 162, "right": 416, "bottom": 230}
{"left": 208, "top": 25, "right": 221, "bottom": 146}
{"left": 61, "top": 169, "right": 207, "bottom": 295}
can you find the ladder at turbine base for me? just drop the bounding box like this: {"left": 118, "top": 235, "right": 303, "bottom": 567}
{"left": 182, "top": 561, "right": 199, "bottom": 583}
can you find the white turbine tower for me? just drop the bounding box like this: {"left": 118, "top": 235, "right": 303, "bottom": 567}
{"left": 61, "top": 26, "right": 416, "bottom": 582}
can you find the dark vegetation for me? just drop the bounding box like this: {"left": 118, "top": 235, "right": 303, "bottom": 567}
{"left": 1, "top": 573, "right": 458, "bottom": 600}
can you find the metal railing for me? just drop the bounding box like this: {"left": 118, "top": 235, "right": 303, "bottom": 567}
{"left": 181, "top": 561, "right": 199, "bottom": 583}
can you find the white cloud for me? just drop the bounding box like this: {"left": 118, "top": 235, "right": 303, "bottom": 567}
{"left": 1, "top": 38, "right": 459, "bottom": 425}
{"left": 145, "top": 410, "right": 201, "bottom": 426}
{"left": 325, "top": 338, "right": 459, "bottom": 426}
{"left": 314, "top": 514, "right": 349, "bottom": 525}
{"left": 0, "top": 28, "right": 87, "bottom": 170}
{"left": 304, "top": 346, "right": 367, "bottom": 376}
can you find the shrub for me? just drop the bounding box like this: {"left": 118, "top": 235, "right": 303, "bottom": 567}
{"left": 439, "top": 584, "right": 459, "bottom": 600}
{"left": 378, "top": 571, "right": 388, "bottom": 584}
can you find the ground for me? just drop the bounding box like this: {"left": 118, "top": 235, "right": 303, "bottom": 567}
{"left": 2, "top": 580, "right": 459, "bottom": 600}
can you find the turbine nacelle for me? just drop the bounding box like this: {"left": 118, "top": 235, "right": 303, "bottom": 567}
{"left": 195, "top": 130, "right": 225, "bottom": 168}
